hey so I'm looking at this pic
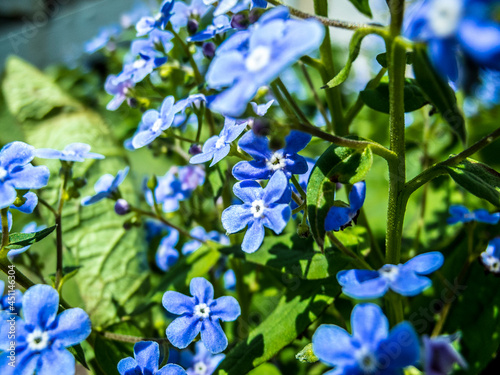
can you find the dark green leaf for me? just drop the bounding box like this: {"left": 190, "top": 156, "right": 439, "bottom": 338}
{"left": 6, "top": 226, "right": 56, "bottom": 249}
{"left": 360, "top": 79, "right": 428, "bottom": 114}
{"left": 217, "top": 279, "right": 339, "bottom": 375}
{"left": 347, "top": 0, "right": 372, "bottom": 17}
{"left": 446, "top": 157, "right": 500, "bottom": 206}
{"left": 307, "top": 143, "right": 373, "bottom": 249}
{"left": 220, "top": 234, "right": 349, "bottom": 280}
{"left": 413, "top": 45, "right": 466, "bottom": 143}
{"left": 67, "top": 343, "right": 89, "bottom": 369}
{"left": 376, "top": 52, "right": 413, "bottom": 68}
{"left": 323, "top": 29, "right": 374, "bottom": 89}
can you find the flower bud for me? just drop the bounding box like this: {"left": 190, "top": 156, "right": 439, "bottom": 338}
{"left": 127, "top": 97, "right": 138, "bottom": 108}
{"left": 189, "top": 144, "right": 203, "bottom": 155}
{"left": 231, "top": 13, "right": 249, "bottom": 30}
{"left": 115, "top": 199, "right": 130, "bottom": 215}
{"left": 251, "top": 118, "right": 271, "bottom": 137}
{"left": 202, "top": 42, "right": 216, "bottom": 59}
{"left": 187, "top": 19, "right": 199, "bottom": 35}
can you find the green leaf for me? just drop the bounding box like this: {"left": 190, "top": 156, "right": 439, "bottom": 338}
{"left": 217, "top": 280, "right": 339, "bottom": 375}
{"left": 360, "top": 78, "right": 427, "bottom": 114}
{"left": 446, "top": 157, "right": 500, "bottom": 206}
{"left": 6, "top": 225, "right": 56, "bottom": 249}
{"left": 67, "top": 343, "right": 89, "bottom": 369}
{"left": 347, "top": 0, "right": 372, "bottom": 17}
{"left": 307, "top": 143, "right": 373, "bottom": 249}
{"left": 2, "top": 56, "right": 149, "bottom": 327}
{"left": 323, "top": 29, "right": 374, "bottom": 89}
{"left": 412, "top": 45, "right": 466, "bottom": 143}
{"left": 219, "top": 234, "right": 349, "bottom": 280}
{"left": 376, "top": 52, "right": 413, "bottom": 68}
{"left": 248, "top": 363, "right": 282, "bottom": 375}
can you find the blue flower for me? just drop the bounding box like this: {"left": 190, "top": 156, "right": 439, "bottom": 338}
{"left": 406, "top": 0, "right": 500, "bottom": 83}
{"left": 132, "top": 96, "right": 178, "bottom": 149}
{"left": 84, "top": 25, "right": 121, "bottom": 54}
{"left": 233, "top": 130, "right": 311, "bottom": 181}
{"left": 204, "top": 0, "right": 267, "bottom": 17}
{"left": 172, "top": 341, "right": 225, "bottom": 375}
{"left": 325, "top": 181, "right": 366, "bottom": 232}
{"left": 81, "top": 167, "right": 129, "bottom": 206}
{"left": 36, "top": 143, "right": 104, "bottom": 162}
{"left": 447, "top": 204, "right": 500, "bottom": 225}
{"left": 0, "top": 142, "right": 50, "bottom": 210}
{"left": 221, "top": 170, "right": 291, "bottom": 253}
{"left": 156, "top": 229, "right": 180, "bottom": 272}
{"left": 188, "top": 15, "right": 233, "bottom": 42}
{"left": 206, "top": 6, "right": 324, "bottom": 117}
{"left": 190, "top": 118, "right": 249, "bottom": 167}
{"left": 136, "top": 0, "right": 175, "bottom": 36}
{"left": 174, "top": 94, "right": 207, "bottom": 114}
{"left": 223, "top": 269, "right": 236, "bottom": 291}
{"left": 8, "top": 222, "right": 47, "bottom": 259}
{"left": 131, "top": 29, "right": 174, "bottom": 58}
{"left": 118, "top": 341, "right": 187, "bottom": 375}
{"left": 480, "top": 237, "right": 500, "bottom": 274}
{"left": 313, "top": 303, "right": 420, "bottom": 375}
{"left": 120, "top": 54, "right": 168, "bottom": 84}
{"left": 337, "top": 252, "right": 444, "bottom": 299}
{"left": 0, "top": 280, "right": 22, "bottom": 317}
{"left": 423, "top": 334, "right": 467, "bottom": 375}
{"left": 171, "top": 0, "right": 211, "bottom": 31}
{"left": 163, "top": 277, "right": 241, "bottom": 353}
{"left": 10, "top": 191, "right": 39, "bottom": 214}
{"left": 182, "top": 227, "right": 229, "bottom": 255}
{"left": 178, "top": 165, "right": 206, "bottom": 193}
{"left": 0, "top": 284, "right": 91, "bottom": 375}
{"left": 105, "top": 74, "right": 134, "bottom": 111}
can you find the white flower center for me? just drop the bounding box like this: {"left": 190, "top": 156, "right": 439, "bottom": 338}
{"left": 378, "top": 264, "right": 400, "bottom": 282}
{"left": 484, "top": 254, "right": 500, "bottom": 273}
{"left": 245, "top": 46, "right": 272, "bottom": 72}
{"left": 355, "top": 346, "right": 379, "bottom": 373}
{"left": 152, "top": 118, "right": 163, "bottom": 133}
{"left": 251, "top": 199, "right": 265, "bottom": 218}
{"left": 133, "top": 59, "right": 147, "bottom": 69}
{"left": 428, "top": 0, "right": 463, "bottom": 38}
{"left": 194, "top": 303, "right": 211, "bottom": 319}
{"left": 0, "top": 167, "right": 7, "bottom": 181}
{"left": 266, "top": 152, "right": 286, "bottom": 171}
{"left": 215, "top": 136, "right": 226, "bottom": 149}
{"left": 193, "top": 361, "right": 208, "bottom": 375}
{"left": 27, "top": 329, "right": 49, "bottom": 352}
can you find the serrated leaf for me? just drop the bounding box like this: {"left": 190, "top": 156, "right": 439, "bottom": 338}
{"left": 446, "top": 157, "right": 500, "bottom": 206}
{"left": 413, "top": 45, "right": 466, "bottom": 143}
{"left": 307, "top": 143, "right": 373, "bottom": 249}
{"left": 2, "top": 56, "right": 149, "bottom": 327}
{"left": 360, "top": 79, "right": 428, "bottom": 114}
{"left": 216, "top": 280, "right": 339, "bottom": 375}
{"left": 323, "top": 29, "right": 374, "bottom": 89}
{"left": 6, "top": 225, "right": 56, "bottom": 249}
{"left": 347, "top": 0, "right": 372, "bottom": 17}
{"left": 219, "top": 234, "right": 349, "bottom": 280}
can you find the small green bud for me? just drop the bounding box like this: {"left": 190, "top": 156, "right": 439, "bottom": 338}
{"left": 296, "top": 343, "right": 318, "bottom": 363}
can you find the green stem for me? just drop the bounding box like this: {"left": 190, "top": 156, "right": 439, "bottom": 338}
{"left": 1, "top": 208, "right": 9, "bottom": 249}
{"left": 291, "top": 175, "right": 307, "bottom": 201}
{"left": 169, "top": 27, "right": 203, "bottom": 84}
{"left": 300, "top": 61, "right": 332, "bottom": 129}
{"left": 275, "top": 78, "right": 310, "bottom": 125}
{"left": 327, "top": 232, "right": 373, "bottom": 270}
{"left": 313, "top": 0, "right": 345, "bottom": 135}
{"left": 55, "top": 166, "right": 71, "bottom": 291}
{"left": 97, "top": 331, "right": 170, "bottom": 344}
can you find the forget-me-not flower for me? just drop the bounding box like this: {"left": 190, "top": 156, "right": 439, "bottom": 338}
{"left": 204, "top": 0, "right": 267, "bottom": 17}
{"left": 233, "top": 130, "right": 311, "bottom": 181}
{"left": 221, "top": 170, "right": 291, "bottom": 253}
{"left": 0, "top": 141, "right": 50, "bottom": 209}
{"left": 10, "top": 191, "right": 39, "bottom": 214}
{"left": 188, "top": 15, "right": 233, "bottom": 42}
{"left": 423, "top": 334, "right": 467, "bottom": 375}
{"left": 313, "top": 303, "right": 420, "bottom": 374}
{"left": 121, "top": 53, "right": 168, "bottom": 84}
{"left": 0, "top": 284, "right": 91, "bottom": 375}
{"left": 171, "top": 0, "right": 211, "bottom": 31}
{"left": 118, "top": 341, "right": 187, "bottom": 375}
{"left": 36, "top": 143, "right": 104, "bottom": 162}
{"left": 190, "top": 118, "right": 249, "bottom": 167}
{"left": 163, "top": 277, "right": 241, "bottom": 353}
{"left": 105, "top": 74, "right": 134, "bottom": 111}
{"left": 182, "top": 227, "right": 229, "bottom": 255}
{"left": 325, "top": 181, "right": 366, "bottom": 232}
{"left": 81, "top": 167, "right": 129, "bottom": 206}
{"left": 206, "top": 6, "right": 324, "bottom": 116}
{"left": 156, "top": 228, "right": 180, "bottom": 272}
{"left": 447, "top": 205, "right": 500, "bottom": 225}
{"left": 480, "top": 237, "right": 500, "bottom": 274}
{"left": 131, "top": 29, "right": 174, "bottom": 58}
{"left": 136, "top": 0, "right": 175, "bottom": 36}
{"left": 337, "top": 252, "right": 444, "bottom": 299}
{"left": 84, "top": 25, "right": 121, "bottom": 54}
{"left": 171, "top": 341, "right": 225, "bottom": 375}
{"left": 8, "top": 222, "right": 47, "bottom": 259}
{"left": 132, "top": 96, "right": 178, "bottom": 149}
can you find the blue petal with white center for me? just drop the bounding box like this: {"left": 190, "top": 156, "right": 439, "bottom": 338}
{"left": 36, "top": 143, "right": 104, "bottom": 162}
{"left": 447, "top": 204, "right": 500, "bottom": 225}
{"left": 325, "top": 181, "right": 366, "bottom": 232}
{"left": 81, "top": 167, "right": 129, "bottom": 206}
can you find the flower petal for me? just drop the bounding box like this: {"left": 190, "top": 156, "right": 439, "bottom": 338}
{"left": 162, "top": 291, "right": 195, "bottom": 315}
{"left": 50, "top": 308, "right": 92, "bottom": 347}
{"left": 341, "top": 276, "right": 390, "bottom": 300}
{"left": 348, "top": 181, "right": 366, "bottom": 212}
{"left": 190, "top": 277, "right": 214, "bottom": 303}
{"left": 262, "top": 204, "right": 290, "bottom": 234}
{"left": 232, "top": 180, "right": 262, "bottom": 203}
{"left": 241, "top": 220, "right": 265, "bottom": 253}
{"left": 210, "top": 296, "right": 241, "bottom": 322}
{"left": 166, "top": 315, "right": 202, "bottom": 349}
{"left": 36, "top": 347, "right": 75, "bottom": 375}
{"left": 284, "top": 131, "right": 311, "bottom": 154}
{"left": 117, "top": 357, "right": 139, "bottom": 375}
{"left": 262, "top": 171, "right": 289, "bottom": 205}
{"left": 351, "top": 303, "right": 389, "bottom": 345}
{"left": 0, "top": 142, "right": 35, "bottom": 168}
{"left": 376, "top": 322, "right": 419, "bottom": 369}
{"left": 237, "top": 131, "right": 270, "bottom": 160}
{"left": 134, "top": 341, "right": 160, "bottom": 373}
{"left": 9, "top": 164, "right": 50, "bottom": 190}
{"left": 22, "top": 284, "right": 59, "bottom": 329}
{"left": 200, "top": 319, "right": 228, "bottom": 354}
{"left": 403, "top": 252, "right": 444, "bottom": 275}
{"left": 221, "top": 205, "right": 253, "bottom": 234}
{"left": 0, "top": 183, "right": 18, "bottom": 210}
{"left": 390, "top": 272, "right": 431, "bottom": 296}
{"left": 312, "top": 324, "right": 356, "bottom": 367}
{"left": 157, "top": 364, "right": 187, "bottom": 375}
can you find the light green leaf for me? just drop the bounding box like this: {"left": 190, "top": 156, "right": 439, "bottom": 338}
{"left": 446, "top": 157, "right": 500, "bottom": 207}
{"left": 307, "top": 143, "right": 373, "bottom": 249}
{"left": 413, "top": 45, "right": 466, "bottom": 143}
{"left": 2, "top": 56, "right": 148, "bottom": 327}
{"left": 217, "top": 280, "right": 339, "bottom": 375}
{"left": 7, "top": 225, "right": 56, "bottom": 249}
